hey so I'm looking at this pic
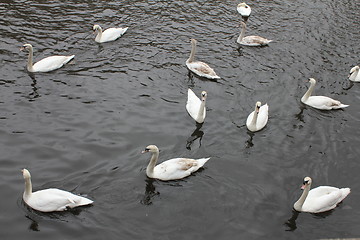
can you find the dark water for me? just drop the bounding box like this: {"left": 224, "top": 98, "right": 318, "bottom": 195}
{"left": 1, "top": 0, "right": 360, "bottom": 239}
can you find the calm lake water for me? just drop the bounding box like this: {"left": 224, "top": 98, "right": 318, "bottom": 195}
{"left": 1, "top": 0, "right": 360, "bottom": 239}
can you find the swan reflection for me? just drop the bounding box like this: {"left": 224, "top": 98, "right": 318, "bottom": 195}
{"left": 186, "top": 123, "right": 204, "bottom": 150}
{"left": 141, "top": 178, "right": 159, "bottom": 205}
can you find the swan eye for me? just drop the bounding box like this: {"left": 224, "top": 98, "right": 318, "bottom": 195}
{"left": 145, "top": 148, "right": 150, "bottom": 152}
{"left": 303, "top": 180, "right": 309, "bottom": 184}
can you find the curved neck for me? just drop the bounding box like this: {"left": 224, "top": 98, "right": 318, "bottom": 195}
{"left": 146, "top": 151, "right": 159, "bottom": 178}
{"left": 95, "top": 28, "right": 103, "bottom": 42}
{"left": 27, "top": 47, "right": 34, "bottom": 72}
{"left": 24, "top": 177, "right": 32, "bottom": 198}
{"left": 301, "top": 81, "right": 315, "bottom": 102}
{"left": 251, "top": 108, "right": 259, "bottom": 126}
{"left": 187, "top": 41, "right": 196, "bottom": 64}
{"left": 294, "top": 184, "right": 311, "bottom": 211}
{"left": 196, "top": 99, "right": 206, "bottom": 122}
{"left": 237, "top": 24, "right": 246, "bottom": 42}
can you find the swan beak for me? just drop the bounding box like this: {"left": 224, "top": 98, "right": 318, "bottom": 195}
{"left": 20, "top": 47, "right": 25, "bottom": 51}
{"left": 141, "top": 148, "right": 149, "bottom": 154}
{"left": 300, "top": 184, "right": 306, "bottom": 190}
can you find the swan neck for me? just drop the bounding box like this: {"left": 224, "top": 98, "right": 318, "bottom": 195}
{"left": 187, "top": 41, "right": 196, "bottom": 64}
{"left": 302, "top": 81, "right": 315, "bottom": 102}
{"left": 95, "top": 28, "right": 103, "bottom": 42}
{"left": 196, "top": 100, "right": 206, "bottom": 122}
{"left": 294, "top": 184, "right": 310, "bottom": 211}
{"left": 237, "top": 24, "right": 246, "bottom": 42}
{"left": 24, "top": 177, "right": 32, "bottom": 198}
{"left": 146, "top": 151, "right": 159, "bottom": 177}
{"left": 251, "top": 109, "right": 259, "bottom": 126}
{"left": 27, "top": 47, "right": 34, "bottom": 72}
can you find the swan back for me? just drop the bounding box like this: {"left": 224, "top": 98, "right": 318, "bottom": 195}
{"left": 142, "top": 145, "right": 210, "bottom": 181}
{"left": 93, "top": 24, "right": 128, "bottom": 43}
{"left": 22, "top": 168, "right": 93, "bottom": 212}
{"left": 301, "top": 78, "right": 349, "bottom": 110}
{"left": 186, "top": 39, "right": 220, "bottom": 79}
{"left": 186, "top": 89, "right": 207, "bottom": 123}
{"left": 237, "top": 3, "right": 251, "bottom": 17}
{"left": 349, "top": 65, "right": 360, "bottom": 82}
{"left": 294, "top": 177, "right": 350, "bottom": 213}
{"left": 237, "top": 22, "right": 272, "bottom": 46}
{"left": 20, "top": 43, "right": 75, "bottom": 73}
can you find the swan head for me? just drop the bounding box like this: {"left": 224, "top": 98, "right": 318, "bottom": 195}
{"left": 237, "top": 3, "right": 251, "bottom": 17}
{"left": 349, "top": 66, "right": 359, "bottom": 74}
{"left": 255, "top": 101, "right": 261, "bottom": 113}
{"left": 93, "top": 24, "right": 101, "bottom": 32}
{"left": 20, "top": 44, "right": 33, "bottom": 52}
{"left": 22, "top": 168, "right": 31, "bottom": 179}
{"left": 142, "top": 145, "right": 159, "bottom": 154}
{"left": 201, "top": 91, "right": 207, "bottom": 102}
{"left": 308, "top": 78, "right": 316, "bottom": 84}
{"left": 190, "top": 38, "right": 197, "bottom": 45}
{"left": 237, "top": 3, "right": 249, "bottom": 8}
{"left": 301, "top": 176, "right": 312, "bottom": 190}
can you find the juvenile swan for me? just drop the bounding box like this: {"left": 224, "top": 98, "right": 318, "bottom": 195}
{"left": 237, "top": 3, "right": 251, "bottom": 18}
{"left": 348, "top": 65, "right": 360, "bottom": 82}
{"left": 186, "top": 89, "right": 207, "bottom": 123}
{"left": 142, "top": 145, "right": 210, "bottom": 181}
{"left": 293, "top": 177, "right": 350, "bottom": 213}
{"left": 186, "top": 39, "right": 220, "bottom": 80}
{"left": 93, "top": 24, "right": 128, "bottom": 43}
{"left": 246, "top": 101, "right": 268, "bottom": 132}
{"left": 22, "top": 169, "right": 93, "bottom": 212}
{"left": 301, "top": 78, "right": 349, "bottom": 110}
{"left": 237, "top": 22, "right": 272, "bottom": 46}
{"left": 20, "top": 44, "right": 75, "bottom": 73}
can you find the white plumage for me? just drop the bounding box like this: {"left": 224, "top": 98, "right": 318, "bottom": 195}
{"left": 237, "top": 3, "right": 251, "bottom": 17}
{"left": 142, "top": 145, "right": 210, "bottom": 181}
{"left": 301, "top": 78, "right": 349, "bottom": 110}
{"left": 20, "top": 44, "right": 74, "bottom": 73}
{"left": 348, "top": 65, "right": 360, "bottom": 82}
{"left": 186, "top": 89, "right": 207, "bottom": 124}
{"left": 93, "top": 24, "right": 128, "bottom": 43}
{"left": 246, "top": 101, "right": 268, "bottom": 132}
{"left": 294, "top": 177, "right": 350, "bottom": 213}
{"left": 22, "top": 169, "right": 93, "bottom": 212}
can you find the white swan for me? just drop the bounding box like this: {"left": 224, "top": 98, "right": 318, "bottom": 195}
{"left": 20, "top": 44, "right": 75, "bottom": 73}
{"left": 293, "top": 177, "right": 350, "bottom": 213}
{"left": 186, "top": 39, "right": 220, "bottom": 80}
{"left": 237, "top": 22, "right": 272, "bottom": 46}
{"left": 22, "top": 169, "right": 93, "bottom": 212}
{"left": 93, "top": 24, "right": 128, "bottom": 43}
{"left": 301, "top": 78, "right": 349, "bottom": 110}
{"left": 142, "top": 145, "right": 210, "bottom": 181}
{"left": 348, "top": 65, "right": 360, "bottom": 82}
{"left": 237, "top": 3, "right": 251, "bottom": 17}
{"left": 246, "top": 101, "right": 268, "bottom": 132}
{"left": 186, "top": 89, "right": 207, "bottom": 124}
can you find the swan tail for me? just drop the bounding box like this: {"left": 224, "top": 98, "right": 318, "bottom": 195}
{"left": 196, "top": 157, "right": 211, "bottom": 167}
{"left": 339, "top": 188, "right": 351, "bottom": 202}
{"left": 76, "top": 196, "right": 94, "bottom": 207}
{"left": 64, "top": 55, "right": 75, "bottom": 64}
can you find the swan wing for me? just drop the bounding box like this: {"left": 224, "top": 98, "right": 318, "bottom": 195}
{"left": 153, "top": 157, "right": 210, "bottom": 181}
{"left": 305, "top": 96, "right": 349, "bottom": 110}
{"left": 101, "top": 27, "right": 128, "bottom": 42}
{"left": 26, "top": 188, "right": 93, "bottom": 212}
{"left": 187, "top": 61, "right": 220, "bottom": 79}
{"left": 240, "top": 36, "right": 272, "bottom": 46}
{"left": 256, "top": 104, "right": 269, "bottom": 130}
{"left": 32, "top": 55, "right": 74, "bottom": 72}
{"left": 186, "top": 89, "right": 204, "bottom": 121}
{"left": 302, "top": 186, "right": 350, "bottom": 213}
